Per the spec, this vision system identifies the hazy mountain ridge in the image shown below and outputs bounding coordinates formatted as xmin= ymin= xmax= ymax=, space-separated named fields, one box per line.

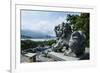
xmin=21 ymin=30 xmax=55 ymax=39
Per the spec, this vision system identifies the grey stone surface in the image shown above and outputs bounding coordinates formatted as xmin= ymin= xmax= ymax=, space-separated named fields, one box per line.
xmin=53 ymin=23 xmax=72 ymax=52
xmin=67 ymin=31 xmax=86 ymax=57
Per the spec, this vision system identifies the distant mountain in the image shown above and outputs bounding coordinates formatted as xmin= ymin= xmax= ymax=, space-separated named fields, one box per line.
xmin=21 ymin=30 xmax=55 ymax=39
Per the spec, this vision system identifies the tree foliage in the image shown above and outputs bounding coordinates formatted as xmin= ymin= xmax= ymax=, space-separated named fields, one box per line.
xmin=21 ymin=40 xmax=56 ymax=50
xmin=66 ymin=13 xmax=90 ymax=47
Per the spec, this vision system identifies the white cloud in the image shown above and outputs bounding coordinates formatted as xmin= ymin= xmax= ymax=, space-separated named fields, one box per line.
xmin=21 ymin=10 xmax=80 ymax=36
xmin=22 ymin=15 xmax=66 ymax=36
xmin=37 ymin=16 xmax=66 ymax=36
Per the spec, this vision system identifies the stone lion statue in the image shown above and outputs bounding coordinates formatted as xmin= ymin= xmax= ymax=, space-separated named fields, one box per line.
xmin=64 ymin=31 xmax=86 ymax=57
xmin=53 ymin=22 xmax=72 ymax=52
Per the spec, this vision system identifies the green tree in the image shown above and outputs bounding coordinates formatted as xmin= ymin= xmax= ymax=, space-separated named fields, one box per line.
xmin=21 ymin=40 xmax=37 ymax=50
xmin=66 ymin=13 xmax=90 ymax=47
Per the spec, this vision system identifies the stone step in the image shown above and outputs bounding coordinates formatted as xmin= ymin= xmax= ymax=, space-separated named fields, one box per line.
xmin=47 ymin=52 xmax=79 ymax=61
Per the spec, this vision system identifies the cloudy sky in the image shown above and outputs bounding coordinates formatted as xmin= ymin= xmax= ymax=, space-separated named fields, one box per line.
xmin=21 ymin=10 xmax=80 ymax=36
